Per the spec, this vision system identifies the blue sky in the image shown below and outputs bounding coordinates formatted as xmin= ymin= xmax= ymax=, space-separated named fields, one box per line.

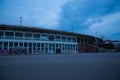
xmin=0 ymin=0 xmax=120 ymax=40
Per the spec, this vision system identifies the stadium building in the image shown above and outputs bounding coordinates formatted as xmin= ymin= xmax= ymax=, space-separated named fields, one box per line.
xmin=0 ymin=24 xmax=103 ymax=54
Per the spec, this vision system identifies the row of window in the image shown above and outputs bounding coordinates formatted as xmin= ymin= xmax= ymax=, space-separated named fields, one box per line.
xmin=0 ymin=31 xmax=77 ymax=42
xmin=0 ymin=42 xmax=78 ymax=54
xmin=0 ymin=42 xmax=77 ymax=49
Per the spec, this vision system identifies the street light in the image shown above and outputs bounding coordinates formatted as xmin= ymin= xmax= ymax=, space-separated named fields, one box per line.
xmin=20 ymin=17 xmax=22 ymax=26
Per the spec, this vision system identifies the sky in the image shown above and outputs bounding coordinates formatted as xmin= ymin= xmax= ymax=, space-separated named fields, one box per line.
xmin=0 ymin=0 xmax=120 ymax=40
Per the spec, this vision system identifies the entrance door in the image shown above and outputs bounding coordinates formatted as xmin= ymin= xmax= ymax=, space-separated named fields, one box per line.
xmin=56 ymin=48 xmax=61 ymax=54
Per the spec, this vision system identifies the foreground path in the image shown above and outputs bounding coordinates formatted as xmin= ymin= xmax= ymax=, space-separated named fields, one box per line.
xmin=0 ymin=53 xmax=120 ymax=80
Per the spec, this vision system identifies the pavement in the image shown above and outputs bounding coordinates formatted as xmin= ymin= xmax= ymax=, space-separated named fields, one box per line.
xmin=0 ymin=53 xmax=120 ymax=80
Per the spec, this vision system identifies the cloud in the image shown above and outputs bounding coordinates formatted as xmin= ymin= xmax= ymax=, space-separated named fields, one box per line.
xmin=58 ymin=0 xmax=120 ymax=40
xmin=0 ymin=0 xmax=69 ymax=29
xmin=0 ymin=0 xmax=120 ymax=40
xmin=88 ymin=11 xmax=120 ymax=40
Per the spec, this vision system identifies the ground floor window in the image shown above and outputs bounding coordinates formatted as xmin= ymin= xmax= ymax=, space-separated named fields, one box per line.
xmin=0 ymin=41 xmax=78 ymax=54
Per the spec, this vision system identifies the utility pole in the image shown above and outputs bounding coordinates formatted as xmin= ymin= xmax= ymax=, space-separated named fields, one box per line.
xmin=20 ymin=17 xmax=22 ymax=26
xmin=100 ymin=34 xmax=105 ymax=42
xmin=72 ymin=25 xmax=73 ymax=33
xmin=95 ymin=32 xmax=98 ymax=45
xmin=95 ymin=32 xmax=99 ymax=52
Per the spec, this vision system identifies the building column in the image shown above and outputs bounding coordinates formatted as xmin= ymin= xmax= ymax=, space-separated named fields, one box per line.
xmin=27 ymin=42 xmax=29 ymax=54
xmin=43 ymin=43 xmax=45 ymax=53
xmin=61 ymin=44 xmax=64 ymax=53
xmin=76 ymin=44 xmax=78 ymax=53
xmin=67 ymin=44 xmax=68 ymax=53
xmin=32 ymin=43 xmax=33 ymax=54
xmin=13 ymin=42 xmax=15 ymax=48
xmin=3 ymin=31 xmax=5 ymax=39
xmin=1 ymin=41 xmax=3 ymax=50
xmin=14 ymin=32 xmax=15 ymax=39
xmin=61 ymin=44 xmax=62 ymax=53
xmin=71 ymin=44 xmax=73 ymax=53
xmin=23 ymin=32 xmax=25 ymax=40
xmin=26 ymin=42 xmax=29 ymax=54
xmin=39 ymin=43 xmax=41 ymax=52
xmin=87 ymin=39 xmax=89 ymax=44
xmin=39 ymin=34 xmax=41 ymax=40
xmin=55 ymin=43 xmax=56 ymax=53
xmin=79 ymin=39 xmax=81 ymax=45
xmin=18 ymin=42 xmax=20 ymax=47
xmin=82 ymin=39 xmax=84 ymax=44
xmin=32 ymin=33 xmax=33 ymax=40
xmin=63 ymin=44 xmax=65 ymax=53
xmin=36 ymin=42 xmax=37 ymax=51
xmin=60 ymin=35 xmax=62 ymax=42
xmin=48 ymin=43 xmax=49 ymax=53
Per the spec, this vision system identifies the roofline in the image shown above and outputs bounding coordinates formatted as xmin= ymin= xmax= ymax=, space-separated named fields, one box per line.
xmin=0 ymin=24 xmax=97 ymax=39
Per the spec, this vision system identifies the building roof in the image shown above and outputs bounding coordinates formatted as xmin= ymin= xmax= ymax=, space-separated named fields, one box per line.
xmin=0 ymin=24 xmax=96 ymax=39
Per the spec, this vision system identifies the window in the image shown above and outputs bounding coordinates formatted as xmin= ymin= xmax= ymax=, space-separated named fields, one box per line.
xmin=56 ymin=44 xmax=58 ymax=48
xmin=80 ymin=39 xmax=83 ymax=42
xmin=9 ymin=42 xmax=13 ymax=47
xmin=67 ymin=37 xmax=71 ymax=42
xmin=45 ymin=43 xmax=48 ymax=53
xmin=62 ymin=44 xmax=64 ymax=50
xmin=37 ymin=43 xmax=40 ymax=47
xmin=49 ymin=43 xmax=52 ymax=50
xmin=55 ymin=36 xmax=60 ymax=41
xmin=41 ymin=43 xmax=44 ymax=47
xmin=15 ymin=32 xmax=23 ymax=39
xmin=72 ymin=37 xmax=76 ymax=42
xmin=0 ymin=42 xmax=3 ymax=47
xmin=29 ymin=43 xmax=32 ymax=48
xmin=15 ymin=42 xmax=18 ymax=47
xmin=0 ymin=31 xmax=4 ymax=38
xmin=33 ymin=34 xmax=40 ymax=40
xmin=24 ymin=43 xmax=27 ymax=47
xmin=62 ymin=36 xmax=66 ymax=42
xmin=4 ymin=42 xmax=8 ymax=50
xmin=48 ymin=35 xmax=54 ymax=41
xmin=25 ymin=33 xmax=32 ymax=39
xmin=25 ymin=33 xmax=32 ymax=37
xmin=19 ymin=43 xmax=23 ymax=47
xmin=65 ymin=44 xmax=67 ymax=49
xmin=85 ymin=39 xmax=87 ymax=44
xmin=45 ymin=43 xmax=48 ymax=48
xmin=5 ymin=32 xmax=14 ymax=39
xmin=68 ymin=44 xmax=70 ymax=50
xmin=41 ymin=34 xmax=48 ymax=41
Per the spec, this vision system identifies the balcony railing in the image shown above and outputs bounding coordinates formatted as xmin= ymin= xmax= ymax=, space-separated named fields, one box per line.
xmin=1 ymin=35 xmax=77 ymax=43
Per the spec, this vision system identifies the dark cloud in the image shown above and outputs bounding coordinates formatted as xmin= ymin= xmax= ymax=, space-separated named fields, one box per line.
xmin=0 ymin=0 xmax=69 ymax=28
xmin=58 ymin=0 xmax=120 ymax=33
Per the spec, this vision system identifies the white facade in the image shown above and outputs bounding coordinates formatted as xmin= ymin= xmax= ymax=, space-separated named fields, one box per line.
xmin=0 ymin=30 xmax=78 ymax=54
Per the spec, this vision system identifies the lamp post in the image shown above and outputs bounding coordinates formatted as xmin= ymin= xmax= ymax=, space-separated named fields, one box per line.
xmin=71 ymin=25 xmax=73 ymax=33
xmin=20 ymin=17 xmax=22 ymax=26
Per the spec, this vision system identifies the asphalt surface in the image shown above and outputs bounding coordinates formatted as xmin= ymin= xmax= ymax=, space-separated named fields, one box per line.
xmin=0 ymin=53 xmax=120 ymax=80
